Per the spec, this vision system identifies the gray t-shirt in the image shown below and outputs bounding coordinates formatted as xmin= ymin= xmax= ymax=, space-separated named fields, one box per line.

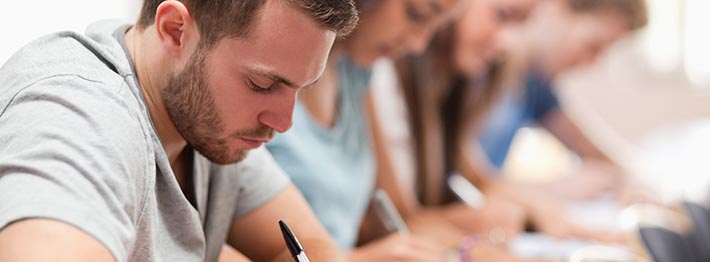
xmin=0 ymin=20 xmax=290 ymax=262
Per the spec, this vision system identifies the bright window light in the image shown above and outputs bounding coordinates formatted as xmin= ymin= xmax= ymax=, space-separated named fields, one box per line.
xmin=643 ymin=0 xmax=682 ymax=73
xmin=684 ymin=0 xmax=710 ymax=87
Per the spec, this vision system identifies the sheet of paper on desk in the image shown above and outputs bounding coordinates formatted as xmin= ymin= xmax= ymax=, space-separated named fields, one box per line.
xmin=566 ymin=193 xmax=623 ymax=230
xmin=510 ymin=233 xmax=592 ymax=259
xmin=510 ymin=234 xmax=635 ymax=260
xmin=510 ymin=195 xmax=625 ymax=259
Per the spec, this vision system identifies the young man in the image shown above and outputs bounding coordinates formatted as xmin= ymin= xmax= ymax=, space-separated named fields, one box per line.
xmin=0 ymin=0 xmax=357 ymax=261
xmin=478 ymin=0 xmax=649 ymax=201
xmin=473 ymin=0 xmax=651 ymax=238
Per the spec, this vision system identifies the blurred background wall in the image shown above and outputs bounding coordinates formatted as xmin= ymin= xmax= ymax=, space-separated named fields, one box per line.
xmin=505 ymin=0 xmax=710 ymax=202
xmin=0 ymin=0 xmax=142 ymax=64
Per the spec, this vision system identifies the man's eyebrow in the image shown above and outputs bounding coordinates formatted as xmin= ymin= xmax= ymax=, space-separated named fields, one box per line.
xmin=247 ymin=68 xmax=321 ymax=90
xmin=247 ymin=68 xmax=298 ymax=89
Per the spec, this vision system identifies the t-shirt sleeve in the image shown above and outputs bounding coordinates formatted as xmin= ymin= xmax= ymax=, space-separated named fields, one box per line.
xmin=232 ymin=146 xmax=291 ymax=218
xmin=0 ymin=76 xmax=147 ymax=261
xmin=524 ymin=72 xmax=561 ymax=121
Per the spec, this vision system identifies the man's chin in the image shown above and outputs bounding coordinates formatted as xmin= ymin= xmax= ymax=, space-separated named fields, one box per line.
xmin=203 ymin=149 xmax=250 ymax=165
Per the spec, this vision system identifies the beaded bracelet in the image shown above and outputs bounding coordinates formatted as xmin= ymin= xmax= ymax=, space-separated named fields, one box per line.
xmin=458 ymin=234 xmax=484 ymax=262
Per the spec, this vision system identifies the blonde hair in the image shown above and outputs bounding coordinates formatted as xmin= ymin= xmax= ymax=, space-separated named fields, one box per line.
xmin=567 ymin=0 xmax=648 ymax=30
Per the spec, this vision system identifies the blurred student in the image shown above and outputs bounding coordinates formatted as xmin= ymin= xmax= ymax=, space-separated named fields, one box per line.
xmin=464 ymin=0 xmax=650 ymax=239
xmin=369 ymin=0 xmax=536 ymax=251
xmin=478 ymin=0 xmax=650 ymax=203
xmin=0 ymin=0 xmax=358 ymax=261
xmin=267 ymin=0 xmax=518 ymax=261
xmin=373 ymin=0 xmax=648 ymax=242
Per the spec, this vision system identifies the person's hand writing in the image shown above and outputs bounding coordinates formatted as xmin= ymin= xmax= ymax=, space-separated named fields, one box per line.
xmin=348 ymin=233 xmax=448 ymax=262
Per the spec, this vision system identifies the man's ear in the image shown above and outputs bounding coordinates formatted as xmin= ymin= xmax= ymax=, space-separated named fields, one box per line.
xmin=154 ymin=1 xmax=199 ymax=60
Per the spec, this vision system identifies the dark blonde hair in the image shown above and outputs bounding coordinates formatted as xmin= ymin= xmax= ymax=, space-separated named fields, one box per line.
xmin=396 ymin=22 xmax=511 ymax=205
xmin=568 ymin=0 xmax=648 ymax=30
xmin=137 ymin=0 xmax=359 ymax=48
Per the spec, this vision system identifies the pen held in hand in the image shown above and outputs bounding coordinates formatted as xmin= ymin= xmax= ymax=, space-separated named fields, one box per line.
xmin=447 ymin=173 xmax=486 ymax=209
xmin=279 ymin=220 xmax=310 ymax=262
xmin=372 ymin=189 xmax=410 ymax=235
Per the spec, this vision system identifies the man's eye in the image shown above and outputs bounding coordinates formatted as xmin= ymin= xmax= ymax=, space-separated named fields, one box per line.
xmin=247 ymin=80 xmax=273 ymax=94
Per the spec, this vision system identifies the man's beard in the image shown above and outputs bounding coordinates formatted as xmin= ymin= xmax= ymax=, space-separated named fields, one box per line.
xmin=162 ymin=48 xmax=273 ymax=164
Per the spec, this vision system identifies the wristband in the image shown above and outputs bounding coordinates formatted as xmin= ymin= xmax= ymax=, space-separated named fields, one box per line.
xmin=458 ymin=234 xmax=483 ymax=262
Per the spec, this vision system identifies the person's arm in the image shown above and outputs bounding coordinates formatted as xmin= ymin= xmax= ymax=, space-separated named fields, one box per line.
xmin=363 ymin=75 xmax=472 ymax=261
xmin=360 ymin=64 xmax=439 ymax=242
xmin=540 ymin=109 xmax=612 ymax=162
xmin=365 ymin=92 xmax=466 ymax=248
xmin=405 ymin=206 xmax=480 ymax=246
xmin=218 ymin=245 xmax=252 ymax=262
xmin=0 ymin=219 xmax=113 ymax=262
xmin=540 ymin=109 xmax=658 ymax=203
xmin=456 ymin=136 xmax=620 ymax=241
xmin=356 ymin=94 xmax=416 ymax=245
xmin=457 ymin=139 xmax=503 ymax=192
xmin=227 ymin=184 xmax=344 ymax=262
xmin=0 ymin=78 xmax=156 ymax=261
xmin=364 ymin=93 xmax=419 ymax=217
xmin=365 ymin=87 xmax=518 ymax=262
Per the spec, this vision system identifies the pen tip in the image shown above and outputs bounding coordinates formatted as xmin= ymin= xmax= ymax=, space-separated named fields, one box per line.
xmin=279 ymin=220 xmax=304 ymax=256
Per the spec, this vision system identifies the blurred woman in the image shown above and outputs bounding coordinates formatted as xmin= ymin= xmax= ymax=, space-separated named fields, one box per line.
xmin=264 ymin=0 xmax=518 ymax=261
xmin=368 ymin=0 xmax=535 ymax=248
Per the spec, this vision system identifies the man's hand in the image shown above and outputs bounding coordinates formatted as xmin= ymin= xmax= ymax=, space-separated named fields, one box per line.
xmin=0 ymin=219 xmax=113 ymax=262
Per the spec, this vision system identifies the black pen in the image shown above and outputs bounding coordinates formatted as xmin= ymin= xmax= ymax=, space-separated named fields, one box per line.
xmin=279 ymin=220 xmax=310 ymax=262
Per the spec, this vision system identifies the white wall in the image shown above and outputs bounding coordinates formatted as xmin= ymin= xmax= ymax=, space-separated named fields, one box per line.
xmin=0 ymin=0 xmax=142 ymax=64
xmin=506 ymin=0 xmax=710 ymax=200
xmin=643 ymin=0 xmax=710 ymax=87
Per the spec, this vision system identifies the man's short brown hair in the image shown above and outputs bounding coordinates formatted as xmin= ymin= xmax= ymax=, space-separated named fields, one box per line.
xmin=567 ymin=0 xmax=648 ymax=30
xmin=136 ymin=0 xmax=359 ymax=47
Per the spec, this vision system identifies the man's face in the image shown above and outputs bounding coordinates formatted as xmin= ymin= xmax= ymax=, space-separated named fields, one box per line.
xmin=164 ymin=1 xmax=335 ymax=164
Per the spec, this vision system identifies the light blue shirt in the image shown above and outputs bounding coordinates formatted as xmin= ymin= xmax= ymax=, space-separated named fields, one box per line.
xmin=266 ymin=56 xmax=374 ymax=249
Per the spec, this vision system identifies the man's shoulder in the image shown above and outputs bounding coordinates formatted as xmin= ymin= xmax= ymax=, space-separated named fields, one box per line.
xmin=0 ymin=21 xmax=146 ymax=134
xmin=0 ymin=29 xmax=154 ymax=174
xmin=1 ymin=29 xmax=127 ymax=90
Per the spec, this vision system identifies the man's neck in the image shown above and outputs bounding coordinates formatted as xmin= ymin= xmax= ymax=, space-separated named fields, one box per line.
xmin=125 ymin=27 xmax=188 ymax=166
